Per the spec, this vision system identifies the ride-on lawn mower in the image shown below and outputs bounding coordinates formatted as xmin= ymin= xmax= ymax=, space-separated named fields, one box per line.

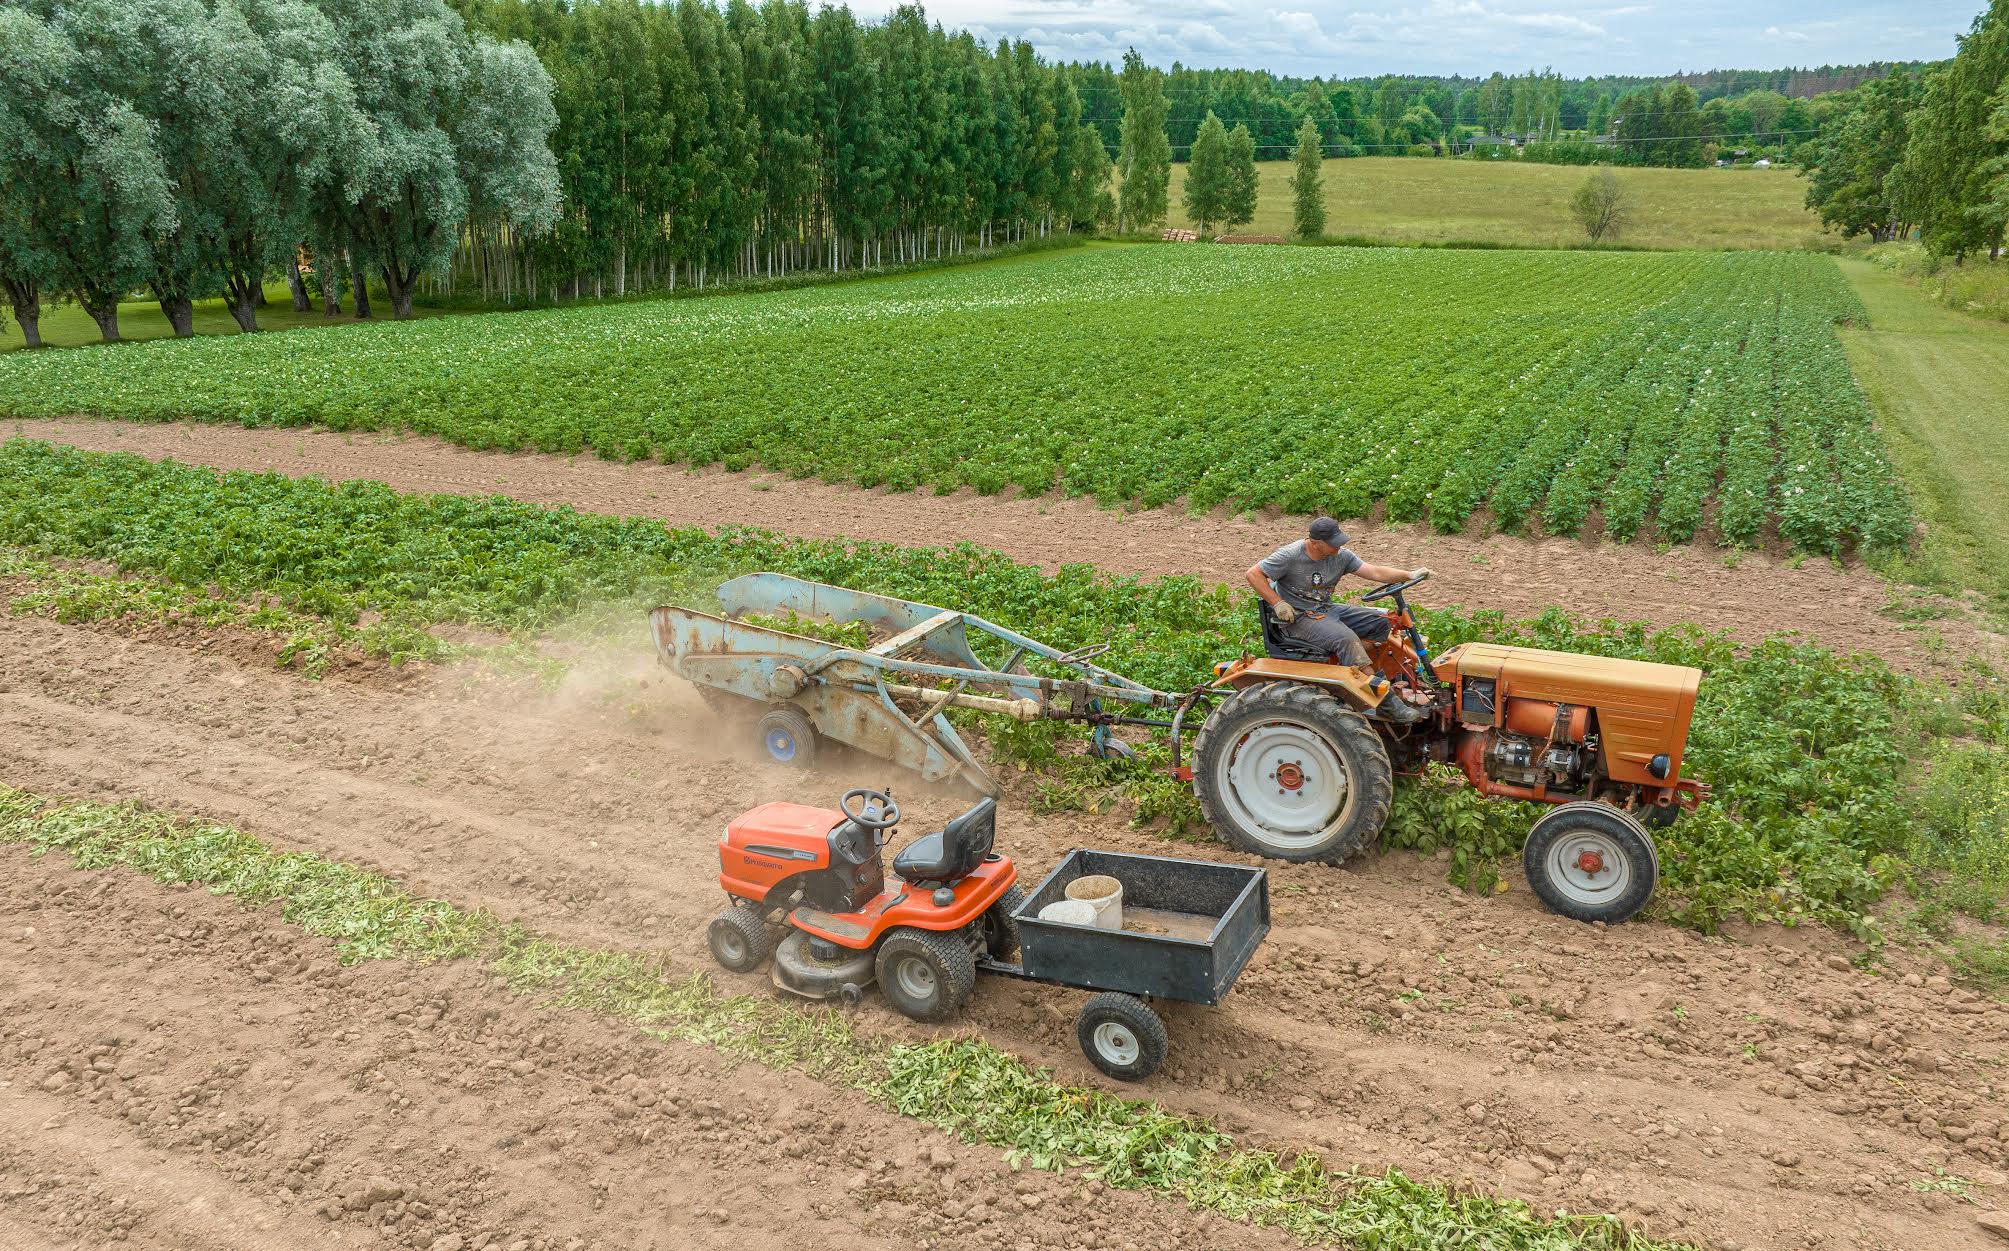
xmin=658 ymin=571 xmax=1711 ymax=926
xmin=707 ymin=786 xmax=1272 ymax=1080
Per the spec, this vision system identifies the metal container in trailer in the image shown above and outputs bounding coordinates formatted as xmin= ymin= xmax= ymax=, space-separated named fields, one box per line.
xmin=1011 ymin=850 xmax=1270 ymax=1006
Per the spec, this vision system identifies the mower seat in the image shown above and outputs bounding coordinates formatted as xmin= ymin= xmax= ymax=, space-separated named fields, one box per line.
xmin=1258 ymin=600 xmax=1336 ymax=663
xmin=892 ymin=798 xmax=997 ymax=885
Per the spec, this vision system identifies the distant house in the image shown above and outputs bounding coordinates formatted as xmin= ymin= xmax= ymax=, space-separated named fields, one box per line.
xmin=1754 ymin=158 xmax=1772 ymax=168
xmin=1731 ymin=148 xmax=1751 ymax=159
xmin=1463 ymin=133 xmax=1513 ymax=152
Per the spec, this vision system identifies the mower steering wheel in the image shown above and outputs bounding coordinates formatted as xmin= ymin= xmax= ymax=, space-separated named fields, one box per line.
xmin=1056 ymin=642 xmax=1111 ymax=666
xmin=840 ymin=787 xmax=901 ymax=831
xmin=1362 ymin=570 xmax=1431 ymax=604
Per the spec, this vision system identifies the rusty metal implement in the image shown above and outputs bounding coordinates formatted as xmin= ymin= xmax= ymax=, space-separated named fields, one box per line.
xmin=650 ymin=574 xmax=1199 ymax=794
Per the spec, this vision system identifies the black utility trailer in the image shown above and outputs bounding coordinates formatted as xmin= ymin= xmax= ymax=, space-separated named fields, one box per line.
xmin=981 ymin=850 xmax=1270 ymax=1080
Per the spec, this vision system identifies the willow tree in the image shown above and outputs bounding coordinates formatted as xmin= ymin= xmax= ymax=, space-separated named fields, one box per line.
xmin=1901 ymin=0 xmax=2009 ymax=259
xmin=315 ymin=0 xmax=560 ymax=318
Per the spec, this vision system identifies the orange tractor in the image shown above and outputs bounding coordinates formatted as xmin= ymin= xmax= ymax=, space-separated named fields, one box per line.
xmin=657 ymin=572 xmax=1710 ymax=925
xmin=1189 ymin=573 xmax=1708 ymax=922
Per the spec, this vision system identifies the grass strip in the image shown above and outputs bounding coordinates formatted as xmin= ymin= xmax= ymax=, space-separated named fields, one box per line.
xmin=0 ymin=784 xmax=1682 ymax=1250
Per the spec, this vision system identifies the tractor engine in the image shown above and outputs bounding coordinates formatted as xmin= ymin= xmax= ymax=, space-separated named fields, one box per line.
xmin=1461 ymin=694 xmax=1596 ymax=796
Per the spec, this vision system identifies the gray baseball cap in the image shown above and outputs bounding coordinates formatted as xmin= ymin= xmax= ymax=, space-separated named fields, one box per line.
xmin=1308 ymin=517 xmax=1351 ymax=546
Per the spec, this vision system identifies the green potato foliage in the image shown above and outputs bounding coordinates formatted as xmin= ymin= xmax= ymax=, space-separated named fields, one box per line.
xmin=0 ymin=245 xmax=1910 ymax=552
xmin=0 ymin=439 xmax=1984 ymax=934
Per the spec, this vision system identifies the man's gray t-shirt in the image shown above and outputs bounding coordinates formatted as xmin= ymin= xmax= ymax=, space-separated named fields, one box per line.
xmin=1258 ymin=541 xmax=1362 ymax=613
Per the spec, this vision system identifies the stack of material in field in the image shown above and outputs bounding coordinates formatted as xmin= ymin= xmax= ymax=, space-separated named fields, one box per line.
xmin=1160 ymin=228 xmax=1200 ymax=242
xmin=1214 ymin=235 xmax=1286 ymax=245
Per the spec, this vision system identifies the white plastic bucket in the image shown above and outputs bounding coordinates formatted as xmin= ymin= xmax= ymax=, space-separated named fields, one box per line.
xmin=1037 ymin=899 xmax=1099 ymax=926
xmin=1064 ymin=875 xmax=1124 ymax=931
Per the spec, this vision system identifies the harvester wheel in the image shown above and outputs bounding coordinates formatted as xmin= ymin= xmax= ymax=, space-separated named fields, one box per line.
xmin=875 ymin=927 xmax=977 ymax=1023
xmin=980 ymin=884 xmax=1026 ymax=960
xmin=1522 ymin=801 xmax=1658 ymax=924
xmin=1075 ymin=993 xmax=1168 ymax=1081
xmin=755 ymin=706 xmax=818 ymax=768
xmin=707 ymin=905 xmax=775 ymax=973
xmin=1191 ymin=681 xmax=1393 ymax=865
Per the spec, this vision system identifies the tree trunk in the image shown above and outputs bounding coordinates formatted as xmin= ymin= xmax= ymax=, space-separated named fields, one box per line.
xmin=616 ymin=239 xmax=626 ymax=296
xmin=379 ymin=263 xmax=412 ymax=320
xmin=158 ymin=293 xmax=195 ymax=337
xmin=79 ymin=291 xmax=121 ymax=343
xmin=353 ymin=262 xmax=374 ymax=319
xmin=227 ymin=288 xmax=259 ymax=333
xmin=287 ymin=253 xmax=310 ymax=312
xmin=4 ymin=277 xmax=43 ymax=348
xmin=322 ymin=265 xmax=342 ymax=316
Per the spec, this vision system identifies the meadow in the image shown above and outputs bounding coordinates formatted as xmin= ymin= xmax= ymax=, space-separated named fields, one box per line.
xmin=1166 ymin=157 xmax=1830 ymax=251
xmin=0 ymin=244 xmax=1909 ymax=553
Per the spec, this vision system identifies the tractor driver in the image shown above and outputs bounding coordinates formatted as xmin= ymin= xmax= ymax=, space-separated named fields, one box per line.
xmin=1246 ymin=517 xmax=1430 ymax=722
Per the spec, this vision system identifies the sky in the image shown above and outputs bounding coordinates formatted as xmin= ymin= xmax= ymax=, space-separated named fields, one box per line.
xmin=842 ymin=1 xmax=1985 ymax=79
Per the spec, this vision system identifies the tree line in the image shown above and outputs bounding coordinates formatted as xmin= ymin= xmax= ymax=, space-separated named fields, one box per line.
xmin=1804 ymin=0 xmax=2007 ymax=257
xmin=0 ymin=0 xmax=562 ymax=346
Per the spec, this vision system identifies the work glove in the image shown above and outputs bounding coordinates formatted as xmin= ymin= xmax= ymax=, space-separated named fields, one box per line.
xmin=1272 ymin=601 xmax=1298 ymax=624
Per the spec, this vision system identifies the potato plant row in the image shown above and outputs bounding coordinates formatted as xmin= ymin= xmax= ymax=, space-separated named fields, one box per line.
xmin=1 ymin=245 xmax=1910 ymax=552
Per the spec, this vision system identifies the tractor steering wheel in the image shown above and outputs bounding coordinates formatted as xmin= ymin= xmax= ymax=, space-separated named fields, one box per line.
xmin=1362 ymin=570 xmax=1431 ymax=604
xmin=840 ymin=787 xmax=902 ymax=831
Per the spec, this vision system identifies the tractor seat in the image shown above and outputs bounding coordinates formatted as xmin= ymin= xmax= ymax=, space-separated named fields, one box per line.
xmin=892 ymin=798 xmax=997 ymax=885
xmin=1258 ymin=599 xmax=1336 ymax=663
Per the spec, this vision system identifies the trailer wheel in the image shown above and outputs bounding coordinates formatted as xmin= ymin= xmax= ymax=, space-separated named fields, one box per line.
xmin=755 ymin=707 xmax=818 ymax=768
xmin=1076 ymin=993 xmax=1168 ymax=1081
xmin=875 ymin=928 xmax=977 ymax=1023
xmin=1192 ymin=681 xmax=1393 ymax=864
xmin=980 ymin=884 xmax=1026 ymax=960
xmin=707 ymin=905 xmax=774 ymax=973
xmin=1523 ymin=802 xmax=1658 ymax=924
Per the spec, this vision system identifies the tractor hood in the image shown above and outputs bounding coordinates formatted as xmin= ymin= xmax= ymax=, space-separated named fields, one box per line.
xmin=1436 ymin=642 xmax=1703 ymax=786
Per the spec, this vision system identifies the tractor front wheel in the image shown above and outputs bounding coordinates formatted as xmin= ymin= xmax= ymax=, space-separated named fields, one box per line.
xmin=1191 ymin=681 xmax=1393 ymax=865
xmin=1522 ymin=802 xmax=1658 ymax=924
xmin=874 ymin=928 xmax=977 ymax=1023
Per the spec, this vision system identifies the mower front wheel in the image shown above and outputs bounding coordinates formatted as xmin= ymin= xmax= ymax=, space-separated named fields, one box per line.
xmin=1523 ymin=802 xmax=1658 ymax=924
xmin=707 ymin=905 xmax=774 ymax=973
xmin=874 ymin=927 xmax=977 ymax=1023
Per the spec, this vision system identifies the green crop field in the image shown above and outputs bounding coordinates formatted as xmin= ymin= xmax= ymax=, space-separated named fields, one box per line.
xmin=1166 ymin=157 xmax=1828 ymax=251
xmin=0 ymin=243 xmax=1909 ymax=553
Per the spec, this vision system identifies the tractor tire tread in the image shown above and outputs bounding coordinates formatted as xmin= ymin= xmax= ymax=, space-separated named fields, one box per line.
xmin=1191 ymin=680 xmax=1393 ymax=865
xmin=1076 ymin=992 xmax=1169 ymax=1081
xmin=707 ymin=904 xmax=774 ymax=973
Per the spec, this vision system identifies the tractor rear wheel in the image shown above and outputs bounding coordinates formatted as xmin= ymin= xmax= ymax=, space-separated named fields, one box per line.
xmin=1522 ymin=801 xmax=1658 ymax=924
xmin=1191 ymin=681 xmax=1393 ymax=865
xmin=980 ymin=884 xmax=1026 ymax=960
xmin=875 ymin=927 xmax=977 ymax=1023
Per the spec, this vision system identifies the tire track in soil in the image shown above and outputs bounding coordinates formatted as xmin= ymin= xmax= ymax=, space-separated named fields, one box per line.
xmin=4 ymin=613 xmax=2009 ymax=1250
xmin=5 ymin=416 xmax=1987 ymax=671
xmin=0 ymin=846 xmax=1273 ymax=1251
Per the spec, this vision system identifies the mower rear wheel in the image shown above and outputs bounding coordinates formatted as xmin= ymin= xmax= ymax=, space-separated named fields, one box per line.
xmin=707 ymin=905 xmax=774 ymax=973
xmin=1522 ymin=801 xmax=1658 ymax=924
xmin=1191 ymin=681 xmax=1393 ymax=864
xmin=1075 ymin=993 xmax=1168 ymax=1081
xmin=981 ymin=884 xmax=1026 ymax=960
xmin=874 ymin=927 xmax=977 ymax=1023
xmin=755 ymin=706 xmax=818 ymax=768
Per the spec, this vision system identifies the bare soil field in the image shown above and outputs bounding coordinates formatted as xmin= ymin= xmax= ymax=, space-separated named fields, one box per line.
xmin=5 ymin=611 xmax=2009 ymax=1250
xmin=8 ymin=417 xmax=1990 ymax=670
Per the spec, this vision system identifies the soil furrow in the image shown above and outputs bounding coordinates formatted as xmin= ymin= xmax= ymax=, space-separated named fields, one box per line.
xmin=5 ymin=415 xmax=1982 ymax=667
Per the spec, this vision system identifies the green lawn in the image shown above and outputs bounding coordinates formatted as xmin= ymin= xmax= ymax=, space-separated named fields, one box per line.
xmin=1840 ymin=256 xmax=2009 ymax=619
xmin=1 ymin=282 xmax=442 ymax=352
xmin=1166 ymin=157 xmax=1828 ymax=251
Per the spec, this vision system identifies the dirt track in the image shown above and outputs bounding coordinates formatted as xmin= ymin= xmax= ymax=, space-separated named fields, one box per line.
xmin=7 ymin=416 xmax=1990 ymax=669
xmin=4 ymin=612 xmax=2009 ymax=1250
